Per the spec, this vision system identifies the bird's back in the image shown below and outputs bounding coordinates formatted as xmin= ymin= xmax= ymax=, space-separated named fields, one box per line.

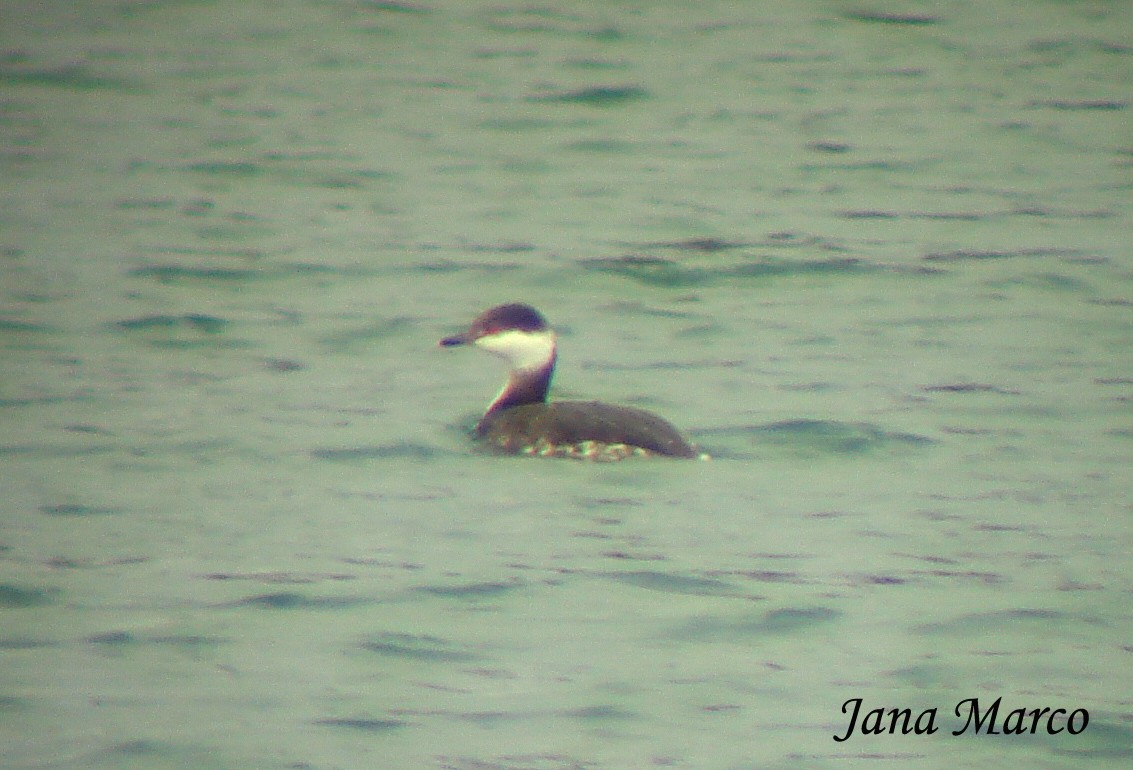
xmin=477 ymin=400 xmax=699 ymax=459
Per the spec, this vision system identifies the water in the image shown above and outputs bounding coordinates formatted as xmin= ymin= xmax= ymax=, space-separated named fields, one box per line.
xmin=2 ymin=1 xmax=1131 ymax=768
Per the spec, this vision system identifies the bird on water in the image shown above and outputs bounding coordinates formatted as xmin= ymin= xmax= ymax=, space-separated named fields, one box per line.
xmin=440 ymin=303 xmax=701 ymax=460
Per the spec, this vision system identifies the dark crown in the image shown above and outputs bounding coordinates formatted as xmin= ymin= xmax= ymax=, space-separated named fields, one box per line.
xmin=471 ymin=303 xmax=548 ymax=336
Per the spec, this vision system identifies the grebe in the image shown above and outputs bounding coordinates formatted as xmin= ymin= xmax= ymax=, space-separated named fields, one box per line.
xmin=440 ymin=303 xmax=700 ymax=460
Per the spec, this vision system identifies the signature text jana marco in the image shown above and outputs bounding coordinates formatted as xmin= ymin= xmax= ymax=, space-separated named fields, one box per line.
xmin=833 ymin=697 xmax=1088 ymax=742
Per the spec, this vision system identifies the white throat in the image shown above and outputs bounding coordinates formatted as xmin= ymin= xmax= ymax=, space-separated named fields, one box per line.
xmin=475 ymin=329 xmax=557 ymax=372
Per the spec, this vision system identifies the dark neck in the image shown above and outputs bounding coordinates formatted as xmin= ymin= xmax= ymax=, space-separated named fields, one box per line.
xmin=485 ymin=355 xmax=556 ymax=417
